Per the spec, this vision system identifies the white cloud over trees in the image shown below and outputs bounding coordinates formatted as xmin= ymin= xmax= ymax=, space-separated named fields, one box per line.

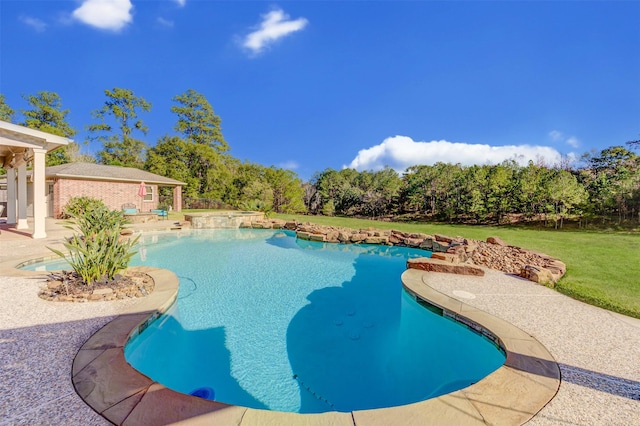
xmin=346 ymin=136 xmax=567 ymax=172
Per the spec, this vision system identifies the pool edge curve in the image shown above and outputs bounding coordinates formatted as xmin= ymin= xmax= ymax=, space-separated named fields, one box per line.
xmin=69 ymin=264 xmax=560 ymax=425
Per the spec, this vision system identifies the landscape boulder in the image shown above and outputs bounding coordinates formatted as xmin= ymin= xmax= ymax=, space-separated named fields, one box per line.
xmin=407 ymin=258 xmax=485 ymax=276
xmin=520 ymin=265 xmax=556 ymax=286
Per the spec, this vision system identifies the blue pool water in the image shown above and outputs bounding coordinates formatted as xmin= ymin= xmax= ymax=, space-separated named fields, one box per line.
xmin=27 ymin=229 xmax=505 ymax=413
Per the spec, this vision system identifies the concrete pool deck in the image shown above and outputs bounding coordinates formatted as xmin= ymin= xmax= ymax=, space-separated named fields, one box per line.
xmin=0 ymin=219 xmax=639 ymax=425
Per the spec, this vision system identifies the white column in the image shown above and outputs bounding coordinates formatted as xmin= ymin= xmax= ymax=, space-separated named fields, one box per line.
xmin=17 ymin=162 xmax=28 ymax=229
xmin=6 ymin=167 xmax=16 ymax=224
xmin=32 ymin=148 xmax=47 ymax=239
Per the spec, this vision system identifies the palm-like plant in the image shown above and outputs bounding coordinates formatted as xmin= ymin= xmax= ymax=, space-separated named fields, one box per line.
xmin=49 ymin=200 xmax=138 ymax=285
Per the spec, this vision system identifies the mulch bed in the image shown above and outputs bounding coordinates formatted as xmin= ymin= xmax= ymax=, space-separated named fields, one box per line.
xmin=39 ymin=270 xmax=155 ymax=302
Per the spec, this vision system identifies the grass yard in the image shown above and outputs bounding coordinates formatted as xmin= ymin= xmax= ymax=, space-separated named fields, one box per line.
xmin=273 ymin=213 xmax=640 ymax=319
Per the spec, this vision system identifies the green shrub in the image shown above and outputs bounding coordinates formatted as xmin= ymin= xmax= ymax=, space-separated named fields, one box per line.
xmin=50 ymin=204 xmax=138 ymax=285
xmin=62 ymin=196 xmax=106 ymax=219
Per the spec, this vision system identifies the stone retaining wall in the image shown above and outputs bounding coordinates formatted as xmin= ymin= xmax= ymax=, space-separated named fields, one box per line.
xmin=241 ymin=218 xmax=566 ymax=285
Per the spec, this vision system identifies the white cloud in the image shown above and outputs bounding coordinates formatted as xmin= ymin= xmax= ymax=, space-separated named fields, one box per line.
xmin=549 ymin=130 xmax=580 ymax=148
xmin=243 ymin=9 xmax=308 ymax=55
xmin=174 ymin=0 xmax=186 ymax=6
xmin=20 ymin=16 xmax=47 ymax=32
xmin=565 ymin=136 xmax=580 ymax=148
xmin=278 ymin=160 xmax=299 ymax=170
xmin=157 ymin=17 xmax=174 ymax=28
xmin=346 ymin=136 xmax=565 ymax=172
xmin=72 ymin=0 xmax=133 ymax=31
xmin=549 ymin=130 xmax=564 ymax=142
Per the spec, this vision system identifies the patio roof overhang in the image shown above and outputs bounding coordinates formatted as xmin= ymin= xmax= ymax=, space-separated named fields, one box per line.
xmin=0 ymin=120 xmax=72 ymax=239
xmin=0 ymin=121 xmax=71 ymax=168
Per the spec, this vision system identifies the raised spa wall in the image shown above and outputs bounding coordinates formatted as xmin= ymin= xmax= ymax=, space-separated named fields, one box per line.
xmin=184 ymin=211 xmax=265 ymax=229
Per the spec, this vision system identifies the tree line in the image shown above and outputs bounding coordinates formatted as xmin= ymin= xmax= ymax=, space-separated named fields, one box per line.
xmin=1 ymin=90 xmax=638 ymax=226
xmin=308 ymin=148 xmax=640 ymax=227
xmin=0 ymin=89 xmax=305 ymax=214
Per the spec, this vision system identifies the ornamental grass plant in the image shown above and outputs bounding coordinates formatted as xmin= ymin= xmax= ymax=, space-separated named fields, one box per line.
xmin=49 ymin=199 xmax=139 ymax=285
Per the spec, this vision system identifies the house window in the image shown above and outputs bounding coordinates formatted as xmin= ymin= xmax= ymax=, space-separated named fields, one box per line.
xmin=143 ymin=185 xmax=153 ymax=202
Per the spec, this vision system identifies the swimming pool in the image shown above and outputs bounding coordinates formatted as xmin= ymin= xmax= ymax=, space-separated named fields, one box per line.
xmin=27 ymin=229 xmax=505 ymax=413
xmin=122 ymin=229 xmax=505 ymax=413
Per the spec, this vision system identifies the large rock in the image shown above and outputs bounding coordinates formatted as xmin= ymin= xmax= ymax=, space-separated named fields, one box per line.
xmin=431 ymin=240 xmax=450 ymax=253
xmin=365 ymin=236 xmax=389 ymax=245
xmin=487 ymin=236 xmax=507 ymax=246
xmin=350 ymin=233 xmax=368 ymax=243
xmin=433 ymin=234 xmax=454 ymax=243
xmin=284 ymin=221 xmax=298 ymax=230
xmin=404 ymin=237 xmax=424 ymax=248
xmin=325 ymin=230 xmax=340 ymax=243
xmin=520 ymin=265 xmax=556 ymax=286
xmin=419 ymin=237 xmax=434 ymax=250
xmin=407 ymin=258 xmax=485 ymax=276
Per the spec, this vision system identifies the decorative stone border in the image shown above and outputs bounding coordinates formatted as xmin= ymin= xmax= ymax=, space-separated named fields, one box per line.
xmin=241 ymin=219 xmax=566 ymax=286
xmin=69 ymin=240 xmax=560 ymax=425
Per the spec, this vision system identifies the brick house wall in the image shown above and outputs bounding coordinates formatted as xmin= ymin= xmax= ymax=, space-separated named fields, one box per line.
xmin=53 ymin=178 xmax=159 ymax=218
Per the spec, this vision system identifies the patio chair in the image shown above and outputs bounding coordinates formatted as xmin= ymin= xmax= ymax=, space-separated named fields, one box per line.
xmin=121 ymin=203 xmax=138 ymax=215
xmin=150 ymin=208 xmax=168 ymax=220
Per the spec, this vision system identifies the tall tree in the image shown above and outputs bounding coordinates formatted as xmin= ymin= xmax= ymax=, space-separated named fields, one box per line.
xmin=90 ymin=88 xmax=151 ymax=168
xmin=172 ymin=89 xmax=228 ymax=152
xmin=146 ymin=89 xmax=232 ymax=197
xmin=0 ymin=94 xmax=15 ymax=122
xmin=20 ymin=91 xmax=85 ymax=166
xmin=21 ymin=91 xmax=76 ymax=137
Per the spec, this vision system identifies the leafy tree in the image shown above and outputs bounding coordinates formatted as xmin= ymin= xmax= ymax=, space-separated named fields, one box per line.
xmin=20 ymin=91 xmax=84 ymax=166
xmin=90 ymin=88 xmax=151 ymax=168
xmin=546 ymin=170 xmax=588 ymax=228
xmin=357 ymin=167 xmax=402 ymax=218
xmin=172 ymin=89 xmax=228 ymax=152
xmin=146 ymin=90 xmax=233 ymax=198
xmin=516 ymin=162 xmax=549 ymax=221
xmin=461 ymin=165 xmax=488 ymax=222
xmin=314 ymin=168 xmax=362 ymax=215
xmin=22 ymin=91 xmax=76 ymax=137
xmin=145 ymin=135 xmax=234 ymax=199
xmin=0 ymin=94 xmax=15 ymax=122
xmin=580 ymin=146 xmax=640 ymax=223
xmin=264 ymin=166 xmax=305 ymax=213
xmin=485 ymin=161 xmax=517 ymax=224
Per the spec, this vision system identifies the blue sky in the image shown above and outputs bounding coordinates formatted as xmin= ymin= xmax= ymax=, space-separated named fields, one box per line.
xmin=1 ymin=1 xmax=639 ymax=180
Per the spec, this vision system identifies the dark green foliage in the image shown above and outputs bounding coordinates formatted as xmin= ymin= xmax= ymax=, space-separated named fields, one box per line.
xmin=19 ymin=91 xmax=82 ymax=166
xmin=310 ymin=155 xmax=639 ymax=227
xmin=90 ymin=88 xmax=151 ymax=169
xmin=61 ymin=196 xmax=107 ymax=219
xmin=171 ymin=89 xmax=228 ymax=152
xmin=21 ymin=91 xmax=77 ymax=138
xmin=0 ymin=94 xmax=15 ymax=122
xmin=49 ymin=202 xmax=138 ymax=285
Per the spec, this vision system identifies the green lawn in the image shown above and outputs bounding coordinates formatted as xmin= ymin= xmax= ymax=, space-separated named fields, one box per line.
xmin=271 ymin=213 xmax=640 ymax=319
